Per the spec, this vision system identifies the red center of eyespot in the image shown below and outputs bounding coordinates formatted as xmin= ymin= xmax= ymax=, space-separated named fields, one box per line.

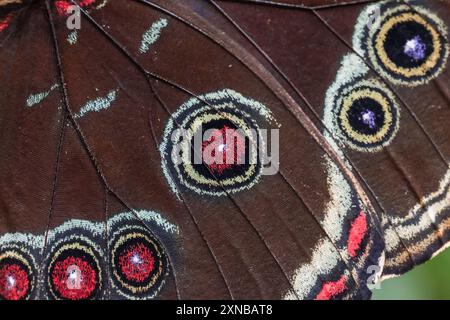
xmin=51 ymin=256 xmax=97 ymax=300
xmin=118 ymin=243 xmax=155 ymax=283
xmin=201 ymin=125 xmax=246 ymax=175
xmin=0 ymin=264 xmax=30 ymax=300
xmin=54 ymin=0 xmax=96 ymax=16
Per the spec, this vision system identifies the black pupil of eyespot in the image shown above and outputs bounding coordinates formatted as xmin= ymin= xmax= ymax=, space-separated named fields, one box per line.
xmin=383 ymin=20 xmax=434 ymax=68
xmin=347 ymin=98 xmax=385 ymax=135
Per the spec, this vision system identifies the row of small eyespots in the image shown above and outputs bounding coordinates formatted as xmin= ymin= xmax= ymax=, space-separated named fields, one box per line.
xmin=0 ymin=232 xmax=166 ymax=300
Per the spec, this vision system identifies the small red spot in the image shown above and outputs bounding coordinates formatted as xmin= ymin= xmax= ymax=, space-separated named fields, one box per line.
xmin=79 ymin=0 xmax=96 ymax=6
xmin=118 ymin=243 xmax=155 ymax=283
xmin=347 ymin=211 xmax=368 ymax=258
xmin=54 ymin=1 xmax=71 ymax=15
xmin=315 ymin=275 xmax=347 ymax=300
xmin=0 ymin=14 xmax=14 ymax=33
xmin=51 ymin=256 xmax=97 ymax=300
xmin=201 ymin=125 xmax=246 ymax=174
xmin=0 ymin=264 xmax=30 ymax=300
xmin=55 ymin=0 xmax=96 ymax=16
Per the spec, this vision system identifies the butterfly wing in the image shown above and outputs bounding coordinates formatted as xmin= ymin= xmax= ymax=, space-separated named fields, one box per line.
xmin=1 ymin=0 xmax=430 ymax=300
xmin=55 ymin=0 xmax=386 ymax=299
xmin=0 ymin=0 xmax=385 ymax=300
xmin=211 ymin=0 xmax=450 ymax=279
xmin=313 ymin=0 xmax=450 ymax=278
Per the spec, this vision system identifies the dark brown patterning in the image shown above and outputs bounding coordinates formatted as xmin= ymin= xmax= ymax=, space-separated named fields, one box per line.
xmin=0 ymin=0 xmax=448 ymax=300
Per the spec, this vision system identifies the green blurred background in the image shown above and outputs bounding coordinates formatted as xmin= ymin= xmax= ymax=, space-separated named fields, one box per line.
xmin=373 ymin=248 xmax=450 ymax=299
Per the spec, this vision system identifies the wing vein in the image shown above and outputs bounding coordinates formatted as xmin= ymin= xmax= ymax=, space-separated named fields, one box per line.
xmin=44 ymin=0 xmax=182 ymax=300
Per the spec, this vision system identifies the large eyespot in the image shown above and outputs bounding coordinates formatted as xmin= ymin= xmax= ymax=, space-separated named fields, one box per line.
xmin=160 ymin=89 xmax=277 ymax=197
xmin=109 ymin=225 xmax=167 ymax=299
xmin=0 ymin=247 xmax=36 ymax=300
xmin=365 ymin=4 xmax=448 ymax=86
xmin=46 ymin=237 xmax=103 ymax=300
xmin=334 ymin=79 xmax=400 ymax=152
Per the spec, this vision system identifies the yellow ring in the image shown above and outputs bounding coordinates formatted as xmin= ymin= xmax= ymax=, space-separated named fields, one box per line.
xmin=374 ymin=12 xmax=442 ymax=78
xmin=180 ymin=112 xmax=258 ymax=188
xmin=0 ymin=249 xmax=34 ymax=298
xmin=111 ymin=232 xmax=164 ymax=294
xmin=47 ymin=241 xmax=102 ymax=299
xmin=339 ymin=88 xmax=393 ymax=146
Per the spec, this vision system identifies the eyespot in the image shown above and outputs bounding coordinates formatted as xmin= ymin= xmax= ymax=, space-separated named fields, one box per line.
xmin=107 ymin=212 xmax=174 ymax=300
xmin=364 ymin=4 xmax=448 ymax=86
xmin=334 ymin=79 xmax=400 ymax=152
xmin=44 ymin=221 xmax=106 ymax=300
xmin=160 ymin=89 xmax=277 ymax=197
xmin=46 ymin=238 xmax=103 ymax=300
xmin=173 ymin=110 xmax=260 ymax=196
xmin=109 ymin=226 xmax=168 ymax=299
xmin=0 ymin=247 xmax=36 ymax=300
